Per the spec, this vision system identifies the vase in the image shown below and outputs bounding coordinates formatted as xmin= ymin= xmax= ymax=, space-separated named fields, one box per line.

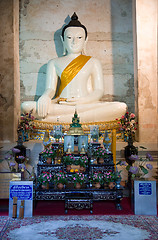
xmin=57 ymin=183 xmax=64 ymax=190
xmin=104 ymin=182 xmax=109 ymax=189
xmin=75 ymin=182 xmax=81 ymax=189
xmin=41 ymin=183 xmax=49 ymax=190
xmin=108 ymin=182 xmax=115 ymax=189
xmin=98 ymin=157 xmax=104 ymax=164
xmin=116 ymin=178 xmax=121 ymax=189
xmin=124 ymin=135 xmax=138 ymax=165
xmin=94 ymin=182 xmax=101 ymax=189
xmin=79 ymin=166 xmax=86 ymax=172
xmin=57 ymin=159 xmax=61 ymax=164
xmin=14 ymin=136 xmax=26 ymax=164
xmin=10 ymin=166 xmax=16 ymax=172
xmin=66 ymin=165 xmax=71 ymax=172
xmin=124 ymin=135 xmax=138 ymax=189
xmin=103 ymin=130 xmax=111 ymax=153
xmin=46 ymin=157 xmax=52 ymax=164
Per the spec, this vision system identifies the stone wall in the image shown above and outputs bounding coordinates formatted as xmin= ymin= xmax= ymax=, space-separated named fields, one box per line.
xmin=0 ymin=0 xmax=157 ymax=146
xmin=19 ymin=0 xmax=135 ymax=111
xmin=135 ymin=0 xmax=157 ymax=143
xmin=0 ymin=0 xmax=20 ymax=142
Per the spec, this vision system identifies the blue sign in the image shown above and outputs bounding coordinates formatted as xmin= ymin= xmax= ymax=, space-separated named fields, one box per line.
xmin=10 ymin=185 xmax=32 ymax=200
xmin=139 ymin=183 xmax=152 ymax=195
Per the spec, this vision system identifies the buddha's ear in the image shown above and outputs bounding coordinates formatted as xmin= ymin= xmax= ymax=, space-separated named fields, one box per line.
xmin=60 ymin=35 xmax=64 ymax=43
xmin=82 ymin=36 xmax=88 ymax=55
xmin=60 ymin=35 xmax=66 ymax=55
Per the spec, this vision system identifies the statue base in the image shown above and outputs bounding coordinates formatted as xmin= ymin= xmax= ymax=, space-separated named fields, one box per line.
xmin=68 ymin=127 xmax=84 ymax=135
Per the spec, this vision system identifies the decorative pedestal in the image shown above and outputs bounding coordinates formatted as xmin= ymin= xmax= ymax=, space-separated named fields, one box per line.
xmin=65 ymin=192 xmax=93 ymax=214
xmin=35 ymin=151 xmax=123 ymax=213
xmin=36 ymin=113 xmax=123 ymax=213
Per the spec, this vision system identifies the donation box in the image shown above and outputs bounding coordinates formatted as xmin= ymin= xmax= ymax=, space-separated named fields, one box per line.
xmin=9 ymin=181 xmax=33 ymax=218
xmin=134 ymin=180 xmax=157 ymax=215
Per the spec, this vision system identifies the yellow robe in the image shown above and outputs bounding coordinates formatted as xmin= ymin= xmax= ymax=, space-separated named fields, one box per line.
xmin=57 ymin=55 xmax=91 ymax=97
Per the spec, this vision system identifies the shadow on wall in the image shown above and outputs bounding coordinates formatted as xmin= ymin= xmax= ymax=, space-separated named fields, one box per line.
xmin=54 ymin=15 xmax=71 ymax=57
xmin=35 ymin=64 xmax=47 ymax=101
xmin=35 ymin=15 xmax=71 ymax=101
xmin=110 ymin=0 xmax=135 ymax=113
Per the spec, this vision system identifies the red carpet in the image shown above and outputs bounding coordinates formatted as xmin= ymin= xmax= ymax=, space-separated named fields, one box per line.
xmin=33 ymin=198 xmax=134 ymax=215
xmin=0 ymin=198 xmax=134 ymax=216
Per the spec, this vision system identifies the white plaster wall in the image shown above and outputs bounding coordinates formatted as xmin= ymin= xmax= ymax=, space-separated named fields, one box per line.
xmin=19 ymin=0 xmax=134 ymax=111
xmin=136 ymin=0 xmax=157 ymax=143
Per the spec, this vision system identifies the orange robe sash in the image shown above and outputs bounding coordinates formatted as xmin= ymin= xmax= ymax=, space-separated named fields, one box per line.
xmin=57 ymin=55 xmax=91 ymax=97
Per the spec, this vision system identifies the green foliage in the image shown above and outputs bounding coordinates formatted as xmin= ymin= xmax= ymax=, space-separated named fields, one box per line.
xmin=54 ymin=172 xmax=68 ymax=184
xmin=94 ymin=148 xmax=108 ymax=158
xmin=77 ymin=155 xmax=88 ymax=167
xmin=71 ymin=172 xmax=86 ymax=186
xmin=104 ymin=170 xmax=121 ymax=183
xmin=89 ymin=172 xmax=104 ymax=185
xmin=117 ymin=147 xmax=153 ymax=180
xmin=41 ymin=147 xmax=56 ymax=159
xmin=62 ymin=155 xmax=74 ymax=165
xmin=37 ymin=171 xmax=52 ymax=186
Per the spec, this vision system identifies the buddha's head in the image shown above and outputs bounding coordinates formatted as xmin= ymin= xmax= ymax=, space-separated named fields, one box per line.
xmin=61 ymin=13 xmax=88 ymax=55
xmin=62 ymin=12 xmax=87 ymax=40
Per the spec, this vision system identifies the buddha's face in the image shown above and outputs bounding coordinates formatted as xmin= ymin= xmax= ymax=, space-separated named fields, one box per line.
xmin=63 ymin=27 xmax=86 ymax=54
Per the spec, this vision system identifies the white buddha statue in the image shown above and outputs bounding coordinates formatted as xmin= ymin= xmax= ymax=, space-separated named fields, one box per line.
xmin=21 ymin=13 xmax=127 ymax=123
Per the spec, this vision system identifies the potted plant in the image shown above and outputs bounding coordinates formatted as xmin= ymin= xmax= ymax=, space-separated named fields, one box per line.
xmin=89 ymin=172 xmax=104 ymax=189
xmin=117 ymin=151 xmax=156 ymax=215
xmin=117 ymin=151 xmax=153 ymax=181
xmin=18 ymin=110 xmax=35 ymax=142
xmin=63 ymin=155 xmax=74 ymax=171
xmin=104 ymin=170 xmax=118 ymax=189
xmin=38 ymin=171 xmax=52 ymax=189
xmin=77 ymin=155 xmax=88 ymax=172
xmin=41 ymin=147 xmax=56 ymax=164
xmin=54 ymin=171 xmax=68 ymax=189
xmin=4 ymin=147 xmax=20 ymax=172
xmin=117 ymin=112 xmax=139 ymax=186
xmin=117 ymin=112 xmax=138 ymax=142
xmin=94 ymin=147 xmax=109 ymax=164
xmin=4 ymin=147 xmax=31 ymax=176
xmin=71 ymin=172 xmax=86 ymax=189
xmin=117 ymin=112 xmax=138 ymax=161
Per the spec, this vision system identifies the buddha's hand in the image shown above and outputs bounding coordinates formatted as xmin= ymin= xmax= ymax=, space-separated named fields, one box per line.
xmin=64 ymin=90 xmax=103 ymax=105
xmin=37 ymin=95 xmax=51 ymax=117
xmin=59 ymin=97 xmax=78 ymax=105
xmin=64 ymin=97 xmax=88 ymax=105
